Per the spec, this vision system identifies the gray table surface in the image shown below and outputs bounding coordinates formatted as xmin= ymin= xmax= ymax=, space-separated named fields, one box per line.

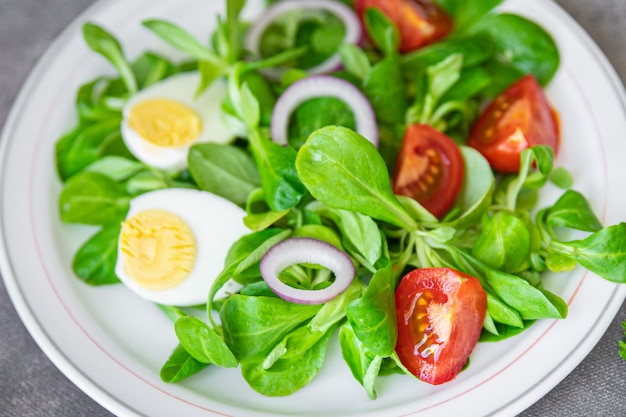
xmin=1 ymin=0 xmax=625 ymax=416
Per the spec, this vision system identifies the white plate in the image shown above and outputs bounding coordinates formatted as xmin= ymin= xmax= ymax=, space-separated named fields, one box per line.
xmin=1 ymin=0 xmax=626 ymax=416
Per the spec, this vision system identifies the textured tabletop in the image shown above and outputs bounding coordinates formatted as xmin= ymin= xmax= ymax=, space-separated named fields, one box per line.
xmin=1 ymin=0 xmax=625 ymax=416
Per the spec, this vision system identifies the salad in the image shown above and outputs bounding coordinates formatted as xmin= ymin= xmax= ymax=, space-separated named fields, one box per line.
xmin=54 ymin=0 xmax=626 ymax=401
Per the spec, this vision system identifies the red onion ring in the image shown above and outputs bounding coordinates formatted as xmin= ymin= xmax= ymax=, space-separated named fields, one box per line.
xmin=270 ymin=75 xmax=379 ymax=146
xmin=259 ymin=237 xmax=355 ymax=305
xmin=245 ymin=0 xmax=362 ymax=79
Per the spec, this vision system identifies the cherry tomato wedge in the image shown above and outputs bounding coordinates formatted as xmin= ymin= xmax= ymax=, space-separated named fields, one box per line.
xmin=468 ymin=74 xmax=560 ymax=173
xmin=395 ymin=268 xmax=487 ymax=385
xmin=354 ymin=0 xmax=453 ymax=53
xmin=392 ymin=124 xmax=464 ymax=218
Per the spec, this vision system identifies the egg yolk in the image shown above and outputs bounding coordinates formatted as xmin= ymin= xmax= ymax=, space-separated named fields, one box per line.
xmin=128 ymin=98 xmax=203 ymax=147
xmin=119 ymin=209 xmax=197 ymax=291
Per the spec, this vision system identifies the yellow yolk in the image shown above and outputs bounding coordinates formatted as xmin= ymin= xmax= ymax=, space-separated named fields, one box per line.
xmin=128 ymin=98 xmax=203 ymax=147
xmin=119 ymin=209 xmax=197 ymax=291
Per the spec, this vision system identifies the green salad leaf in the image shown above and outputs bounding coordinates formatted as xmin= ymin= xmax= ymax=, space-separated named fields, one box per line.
xmin=296 ymin=126 xmax=417 ymax=230
xmin=83 ymin=22 xmax=138 ymax=94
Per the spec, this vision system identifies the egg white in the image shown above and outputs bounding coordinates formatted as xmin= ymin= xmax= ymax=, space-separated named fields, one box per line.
xmin=114 ymin=188 xmax=249 ymax=306
xmin=121 ymin=72 xmax=234 ymax=171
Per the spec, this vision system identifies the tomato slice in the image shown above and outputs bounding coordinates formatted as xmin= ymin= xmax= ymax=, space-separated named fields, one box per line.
xmin=354 ymin=0 xmax=453 ymax=53
xmin=468 ymin=74 xmax=560 ymax=173
xmin=395 ymin=268 xmax=487 ymax=385
xmin=392 ymin=124 xmax=464 ymax=218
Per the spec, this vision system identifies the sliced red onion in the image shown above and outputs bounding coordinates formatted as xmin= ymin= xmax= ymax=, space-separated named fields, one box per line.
xmin=271 ymin=75 xmax=379 ymax=146
xmin=245 ymin=0 xmax=362 ymax=79
xmin=260 ymin=237 xmax=355 ymax=305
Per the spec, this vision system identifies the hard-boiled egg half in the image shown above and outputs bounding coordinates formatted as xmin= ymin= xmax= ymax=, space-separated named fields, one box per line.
xmin=114 ymin=188 xmax=249 ymax=306
xmin=121 ymin=71 xmax=234 ymax=171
